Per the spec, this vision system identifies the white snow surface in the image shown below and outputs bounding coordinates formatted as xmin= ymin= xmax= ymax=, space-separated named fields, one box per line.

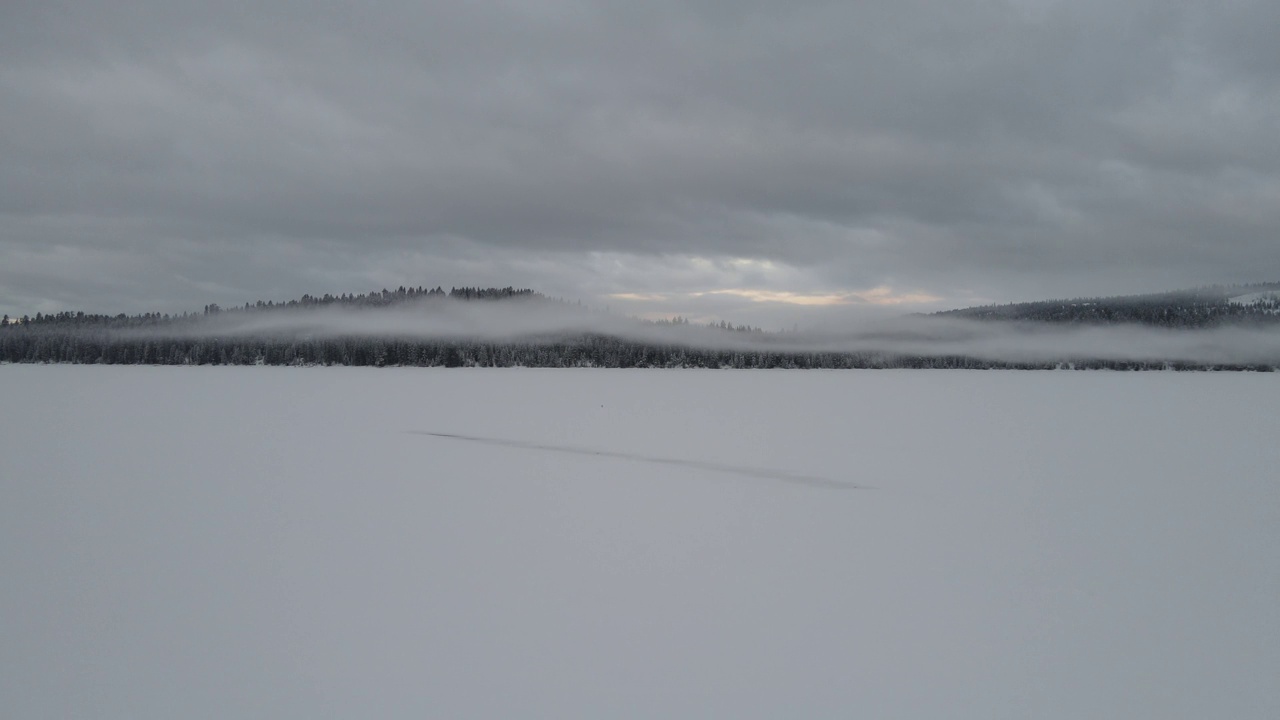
xmin=2 ymin=366 xmax=1278 ymax=719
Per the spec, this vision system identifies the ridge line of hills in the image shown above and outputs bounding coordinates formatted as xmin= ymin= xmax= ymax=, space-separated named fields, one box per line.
xmin=3 ymin=283 xmax=1279 ymax=370
xmin=932 ymin=281 xmax=1280 ymax=326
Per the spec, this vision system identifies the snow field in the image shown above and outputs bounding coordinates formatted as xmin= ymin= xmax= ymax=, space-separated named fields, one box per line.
xmin=2 ymin=366 xmax=1277 ymax=718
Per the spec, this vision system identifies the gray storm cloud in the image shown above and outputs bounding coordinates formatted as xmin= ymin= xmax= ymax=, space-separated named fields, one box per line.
xmin=2 ymin=1 xmax=1279 ymax=320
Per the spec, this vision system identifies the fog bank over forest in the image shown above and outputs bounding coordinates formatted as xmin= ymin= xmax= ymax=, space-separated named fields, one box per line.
xmin=4 ymin=284 xmax=1280 ymax=369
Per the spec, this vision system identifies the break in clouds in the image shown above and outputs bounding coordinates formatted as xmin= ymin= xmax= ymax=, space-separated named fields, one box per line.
xmin=3 ymin=1 xmax=1280 ymax=322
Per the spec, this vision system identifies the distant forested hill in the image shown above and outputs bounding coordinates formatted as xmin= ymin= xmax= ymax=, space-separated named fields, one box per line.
xmin=2 ymin=285 xmax=538 ymax=329
xmin=934 ymin=283 xmax=1280 ymax=327
xmin=2 ymin=284 xmax=1279 ymax=370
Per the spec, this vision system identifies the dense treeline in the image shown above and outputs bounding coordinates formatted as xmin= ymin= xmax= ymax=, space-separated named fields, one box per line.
xmin=8 ymin=328 xmax=1266 ymax=370
xmin=935 ymin=283 xmax=1280 ymax=326
xmin=1 ymin=285 xmax=538 ymax=329
xmin=2 ymin=284 xmax=1278 ymax=370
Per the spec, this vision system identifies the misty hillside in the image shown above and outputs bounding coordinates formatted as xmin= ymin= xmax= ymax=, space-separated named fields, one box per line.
xmin=2 ymin=285 xmax=547 ymax=328
xmin=3 ymin=284 xmax=1280 ymax=370
xmin=936 ymin=283 xmax=1280 ymax=327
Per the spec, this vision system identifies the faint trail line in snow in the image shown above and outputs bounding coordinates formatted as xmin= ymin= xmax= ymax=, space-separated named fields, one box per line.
xmin=407 ymin=431 xmax=869 ymax=490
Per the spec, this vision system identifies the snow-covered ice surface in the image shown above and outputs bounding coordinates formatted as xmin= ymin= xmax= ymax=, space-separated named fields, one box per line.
xmin=2 ymin=366 xmax=1278 ymax=719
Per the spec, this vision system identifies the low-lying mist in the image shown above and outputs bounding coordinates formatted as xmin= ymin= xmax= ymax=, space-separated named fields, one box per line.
xmin=124 ymin=298 xmax=1280 ymax=366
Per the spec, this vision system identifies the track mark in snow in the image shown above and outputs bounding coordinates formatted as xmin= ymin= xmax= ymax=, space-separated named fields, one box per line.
xmin=408 ymin=431 xmax=868 ymax=490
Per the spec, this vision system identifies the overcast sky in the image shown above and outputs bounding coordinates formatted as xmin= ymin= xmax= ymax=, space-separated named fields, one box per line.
xmin=2 ymin=1 xmax=1278 ymax=326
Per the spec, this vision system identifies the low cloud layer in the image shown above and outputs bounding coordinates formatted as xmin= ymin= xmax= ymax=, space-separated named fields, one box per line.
xmin=3 ymin=2 xmax=1279 ymax=322
xmin=107 ymin=299 xmax=1280 ymax=367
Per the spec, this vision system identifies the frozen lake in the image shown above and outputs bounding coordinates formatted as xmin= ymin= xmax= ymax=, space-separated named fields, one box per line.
xmin=2 ymin=366 xmax=1278 ymax=718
